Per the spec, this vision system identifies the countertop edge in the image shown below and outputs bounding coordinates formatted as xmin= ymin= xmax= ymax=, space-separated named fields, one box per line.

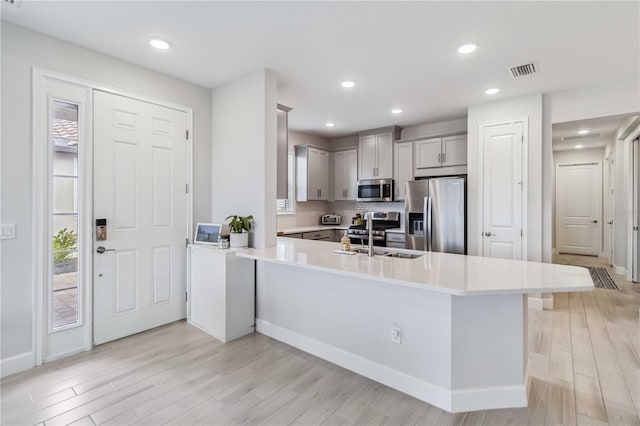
xmin=236 ymin=250 xmax=594 ymax=296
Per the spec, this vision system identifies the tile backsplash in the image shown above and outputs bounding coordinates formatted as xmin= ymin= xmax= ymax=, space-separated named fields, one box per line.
xmin=277 ymin=200 xmax=405 ymax=230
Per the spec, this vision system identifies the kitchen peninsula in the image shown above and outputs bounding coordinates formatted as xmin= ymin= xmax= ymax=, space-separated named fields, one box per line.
xmin=238 ymin=238 xmax=593 ymax=413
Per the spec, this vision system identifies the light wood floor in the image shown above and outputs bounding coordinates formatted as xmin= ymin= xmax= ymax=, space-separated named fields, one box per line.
xmin=1 ymin=255 xmax=639 ymax=426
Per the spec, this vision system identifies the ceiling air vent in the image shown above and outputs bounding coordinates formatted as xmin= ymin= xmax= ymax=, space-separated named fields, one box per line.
xmin=562 ymin=133 xmax=602 ymax=141
xmin=509 ymin=61 xmax=537 ymax=78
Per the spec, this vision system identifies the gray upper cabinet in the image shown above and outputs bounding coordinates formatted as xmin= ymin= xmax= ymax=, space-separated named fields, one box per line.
xmin=414 ymin=135 xmax=467 ymax=169
xmin=358 ymin=126 xmax=401 ymax=180
xmin=442 ymin=135 xmax=467 ymax=167
xmin=296 ymin=145 xmax=330 ymax=201
xmin=393 ymin=141 xmax=413 ymax=201
xmin=333 ymin=149 xmax=358 ymax=201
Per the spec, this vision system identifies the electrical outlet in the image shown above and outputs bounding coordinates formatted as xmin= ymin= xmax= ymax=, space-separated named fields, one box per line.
xmin=391 ymin=323 xmax=402 ymax=344
xmin=0 ymin=224 xmax=16 ymax=240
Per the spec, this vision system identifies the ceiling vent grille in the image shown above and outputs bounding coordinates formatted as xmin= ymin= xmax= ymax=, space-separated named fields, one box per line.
xmin=3 ymin=0 xmax=15 ymax=3
xmin=562 ymin=133 xmax=602 ymax=141
xmin=509 ymin=62 xmax=537 ymax=78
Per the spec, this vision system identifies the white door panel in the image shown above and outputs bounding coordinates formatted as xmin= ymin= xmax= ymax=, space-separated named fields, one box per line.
xmin=633 ymin=138 xmax=639 ymax=282
xmin=482 ymin=122 xmax=523 ymax=260
xmin=556 ymin=163 xmax=601 ymax=256
xmin=93 ymin=91 xmax=188 ymax=345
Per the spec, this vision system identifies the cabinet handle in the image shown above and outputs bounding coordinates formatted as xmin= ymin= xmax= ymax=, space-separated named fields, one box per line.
xmin=442 ymin=153 xmax=446 ymax=163
xmin=318 ymin=189 xmax=322 ymax=197
xmin=438 ymin=153 xmax=441 ymax=163
xmin=343 ymin=189 xmax=347 ymax=198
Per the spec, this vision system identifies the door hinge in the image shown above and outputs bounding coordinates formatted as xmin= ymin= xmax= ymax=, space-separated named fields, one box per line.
xmin=521 ymin=135 xmax=524 ymax=143
xmin=185 ymin=183 xmax=189 ymax=194
xmin=186 ymin=130 xmax=189 ymax=140
xmin=186 ymin=238 xmax=189 ymax=248
xmin=521 ymin=229 xmax=523 ymax=237
xmin=185 ymin=292 xmax=188 ymax=302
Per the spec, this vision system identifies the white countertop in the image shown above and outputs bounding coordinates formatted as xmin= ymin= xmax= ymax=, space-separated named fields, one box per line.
xmin=278 ymin=225 xmax=349 ymax=235
xmin=237 ymin=238 xmax=594 ymax=296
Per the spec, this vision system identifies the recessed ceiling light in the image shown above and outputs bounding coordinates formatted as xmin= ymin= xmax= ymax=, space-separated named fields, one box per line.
xmin=578 ymin=129 xmax=589 ymax=135
xmin=457 ymin=44 xmax=477 ymax=55
xmin=574 ymin=144 xmax=584 ymax=149
xmin=341 ymin=80 xmax=356 ymax=88
xmin=484 ymin=87 xmax=500 ymax=95
xmin=391 ymin=108 xmax=403 ymax=114
xmin=149 ymin=37 xmax=171 ymax=50
xmin=325 ymin=122 xmax=336 ymax=128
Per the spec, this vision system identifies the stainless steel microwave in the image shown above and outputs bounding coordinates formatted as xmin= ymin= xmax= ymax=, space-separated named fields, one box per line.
xmin=357 ymin=179 xmax=394 ymax=202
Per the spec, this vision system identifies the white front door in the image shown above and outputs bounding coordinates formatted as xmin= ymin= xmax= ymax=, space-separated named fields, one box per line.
xmin=556 ymin=162 xmax=601 ymax=256
xmin=93 ymin=91 xmax=188 ymax=345
xmin=482 ymin=122 xmax=524 ymax=260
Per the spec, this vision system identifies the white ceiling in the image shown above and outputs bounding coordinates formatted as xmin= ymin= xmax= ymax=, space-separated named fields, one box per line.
xmin=552 ymin=114 xmax=636 ymax=151
xmin=2 ymin=1 xmax=638 ymax=138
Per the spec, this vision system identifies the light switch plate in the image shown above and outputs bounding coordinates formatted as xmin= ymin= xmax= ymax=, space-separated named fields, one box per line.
xmin=1 ymin=224 xmax=16 ymax=240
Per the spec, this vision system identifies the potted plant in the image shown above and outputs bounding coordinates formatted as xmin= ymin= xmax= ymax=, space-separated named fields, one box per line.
xmin=225 ymin=214 xmax=253 ymax=248
xmin=53 ymin=228 xmax=78 ymax=274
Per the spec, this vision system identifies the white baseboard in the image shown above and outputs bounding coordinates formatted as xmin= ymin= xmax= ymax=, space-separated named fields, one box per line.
xmin=613 ymin=265 xmax=627 ymax=275
xmin=43 ymin=346 xmax=89 ymax=364
xmin=256 ymin=319 xmax=527 ymax=413
xmin=1 ymin=351 xmax=34 ymax=378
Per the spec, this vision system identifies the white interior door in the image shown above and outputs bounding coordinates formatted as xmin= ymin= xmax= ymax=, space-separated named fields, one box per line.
xmin=482 ymin=122 xmax=523 ymax=260
xmin=93 ymin=91 xmax=188 ymax=345
xmin=633 ymin=138 xmax=639 ymax=282
xmin=556 ymin=162 xmax=601 ymax=256
xmin=605 ymin=157 xmax=615 ymax=264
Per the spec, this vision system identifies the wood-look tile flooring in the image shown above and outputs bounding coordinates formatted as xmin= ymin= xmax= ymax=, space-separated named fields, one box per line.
xmin=2 ymin=254 xmax=639 ymax=425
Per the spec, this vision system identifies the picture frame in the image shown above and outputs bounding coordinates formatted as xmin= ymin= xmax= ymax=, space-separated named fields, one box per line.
xmin=194 ymin=223 xmax=222 ymax=245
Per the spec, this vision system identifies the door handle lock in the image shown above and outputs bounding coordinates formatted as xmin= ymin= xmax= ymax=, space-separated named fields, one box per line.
xmin=484 ymin=232 xmax=495 ymax=237
xmin=96 ymin=246 xmax=115 ymax=254
xmin=607 ymin=220 xmax=613 ymax=225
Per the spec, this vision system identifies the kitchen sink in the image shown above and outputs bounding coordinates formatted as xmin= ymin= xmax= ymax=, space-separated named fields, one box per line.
xmin=350 ymin=248 xmax=423 ymax=259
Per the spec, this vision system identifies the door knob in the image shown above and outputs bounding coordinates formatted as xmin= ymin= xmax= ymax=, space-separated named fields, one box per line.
xmin=484 ymin=232 xmax=495 ymax=237
xmin=592 ymin=220 xmax=598 ymax=224
xmin=607 ymin=220 xmax=613 ymax=225
xmin=96 ymin=246 xmax=115 ymax=254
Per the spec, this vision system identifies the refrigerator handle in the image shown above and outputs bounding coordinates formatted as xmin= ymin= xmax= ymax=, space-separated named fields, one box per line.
xmin=424 ymin=196 xmax=432 ymax=251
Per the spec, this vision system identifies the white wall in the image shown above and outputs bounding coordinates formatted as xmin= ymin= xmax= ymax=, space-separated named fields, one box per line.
xmin=0 ymin=22 xmax=212 ymax=363
xmin=467 ymin=94 xmax=543 ymax=261
xmin=614 ymin=122 xmax=640 ymax=273
xmin=329 ymin=135 xmax=359 ymax=151
xmin=401 ymin=118 xmax=467 ymax=140
xmin=552 ymin=148 xmax=606 ymax=251
xmin=211 ymin=69 xmax=277 ymax=249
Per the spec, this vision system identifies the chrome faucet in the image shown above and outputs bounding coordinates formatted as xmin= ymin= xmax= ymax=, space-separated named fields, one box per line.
xmin=367 ymin=212 xmax=375 ymax=256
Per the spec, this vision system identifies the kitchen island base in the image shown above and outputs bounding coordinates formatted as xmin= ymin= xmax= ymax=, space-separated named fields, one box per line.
xmin=255 ymin=262 xmax=528 ymax=413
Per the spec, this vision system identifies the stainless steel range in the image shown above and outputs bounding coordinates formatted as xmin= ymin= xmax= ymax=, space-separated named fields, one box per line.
xmin=347 ymin=212 xmax=400 ymax=247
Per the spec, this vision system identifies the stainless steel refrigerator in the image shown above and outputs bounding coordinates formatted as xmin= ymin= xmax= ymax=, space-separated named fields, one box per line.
xmin=405 ymin=176 xmax=466 ymax=254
